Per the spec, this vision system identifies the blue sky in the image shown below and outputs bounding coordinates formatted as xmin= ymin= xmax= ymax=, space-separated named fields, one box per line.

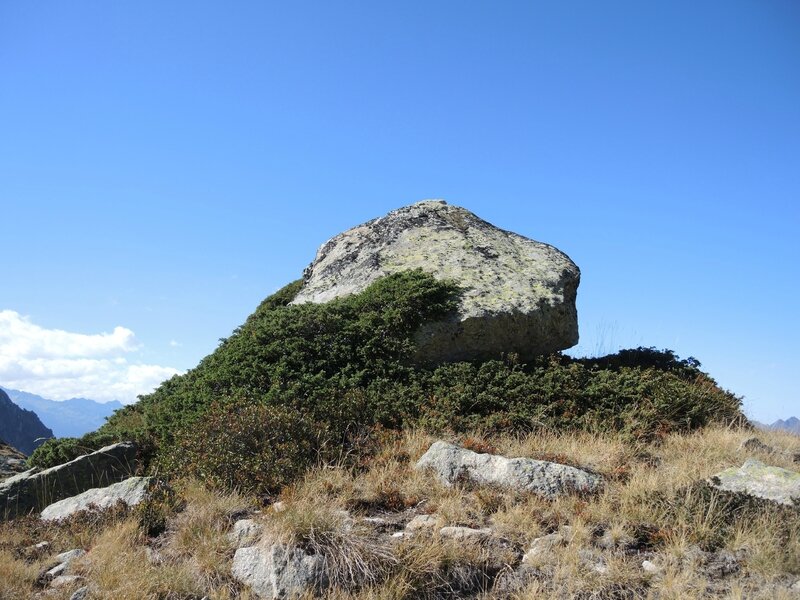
xmin=1 ymin=2 xmax=798 ymax=421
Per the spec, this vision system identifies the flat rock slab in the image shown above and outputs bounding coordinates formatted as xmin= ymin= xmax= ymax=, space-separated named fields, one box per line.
xmin=1 ymin=442 xmax=137 ymax=519
xmin=291 ymin=200 xmax=580 ymax=363
xmin=40 ymin=476 xmax=156 ymax=521
xmin=709 ymin=459 xmax=800 ymax=506
xmin=232 ymin=543 xmax=327 ymax=599
xmin=415 ymin=441 xmax=602 ymax=498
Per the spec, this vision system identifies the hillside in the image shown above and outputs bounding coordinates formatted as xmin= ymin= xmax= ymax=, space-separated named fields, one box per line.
xmin=0 ymin=387 xmax=122 ymax=439
xmin=29 ymin=270 xmax=743 ymax=481
xmin=0 ymin=388 xmax=53 ymax=456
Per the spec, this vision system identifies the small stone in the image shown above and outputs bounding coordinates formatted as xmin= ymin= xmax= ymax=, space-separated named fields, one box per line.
xmin=272 ymin=501 xmax=286 ymax=513
xmin=439 ymin=526 xmax=493 ymax=541
xmin=522 ymin=533 xmax=564 ymax=563
xmin=578 ymin=549 xmax=607 ymax=574
xmin=46 ymin=549 xmax=86 ymax=579
xmin=391 ymin=531 xmax=409 ymax=539
xmin=405 ymin=514 xmax=438 ymax=531
xmin=50 ymin=575 xmax=84 ymax=588
xmin=642 ymin=560 xmax=661 ymax=574
xmin=740 ymin=437 xmax=774 ymax=453
xmin=362 ymin=516 xmax=389 ymax=526
xmin=69 ymin=587 xmax=89 ymax=600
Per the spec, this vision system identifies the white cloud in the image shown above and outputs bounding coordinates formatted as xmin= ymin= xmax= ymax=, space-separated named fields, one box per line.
xmin=0 ymin=310 xmax=182 ymax=404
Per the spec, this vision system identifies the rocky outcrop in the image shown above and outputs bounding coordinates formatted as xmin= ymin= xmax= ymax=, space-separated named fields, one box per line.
xmin=0 ymin=440 xmax=28 ymax=480
xmin=291 ymin=200 xmax=580 ymax=363
xmin=0 ymin=442 xmax=137 ymax=519
xmin=232 ymin=542 xmax=328 ymax=599
xmin=415 ymin=441 xmax=603 ymax=498
xmin=0 ymin=388 xmax=53 ymax=455
xmin=40 ymin=476 xmax=156 ymax=521
xmin=709 ymin=458 xmax=800 ymax=506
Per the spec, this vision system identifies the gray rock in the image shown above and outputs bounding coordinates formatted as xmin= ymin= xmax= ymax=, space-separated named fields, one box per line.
xmin=577 ymin=548 xmax=608 ymax=574
xmin=740 ymin=437 xmax=800 ymax=464
xmin=1 ymin=442 xmax=137 ymax=519
xmin=642 ymin=560 xmax=661 ymax=574
xmin=439 ymin=526 xmax=494 ymax=541
xmin=69 ymin=586 xmax=89 ymax=600
xmin=492 ymin=565 xmax=544 ymax=595
xmin=228 ymin=518 xmax=264 ymax=548
xmin=50 ymin=574 xmax=84 ymax=588
xmin=416 ymin=441 xmax=603 ymax=498
xmin=405 ymin=514 xmax=438 ymax=531
xmin=45 ymin=549 xmax=86 ymax=579
xmin=740 ymin=437 xmax=775 ymax=454
xmin=522 ymin=533 xmax=564 ymax=563
xmin=24 ymin=540 xmax=51 ymax=557
xmin=40 ymin=476 xmax=156 ymax=521
xmin=709 ymin=459 xmax=800 ymax=506
xmin=232 ymin=543 xmax=328 ymax=599
xmin=291 ymin=200 xmax=580 ymax=363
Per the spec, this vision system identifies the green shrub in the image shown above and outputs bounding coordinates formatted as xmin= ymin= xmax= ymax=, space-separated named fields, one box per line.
xmin=28 ymin=431 xmax=119 ymax=469
xmin=156 ymin=399 xmax=321 ymax=498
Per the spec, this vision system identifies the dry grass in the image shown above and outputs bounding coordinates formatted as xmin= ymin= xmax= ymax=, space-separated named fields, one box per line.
xmin=160 ymin=479 xmax=253 ymax=587
xmin=1 ymin=424 xmax=798 ymax=599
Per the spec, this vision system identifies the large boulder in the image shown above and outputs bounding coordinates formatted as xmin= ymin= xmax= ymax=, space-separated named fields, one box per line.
xmin=232 ymin=542 xmax=328 ymax=599
xmin=0 ymin=442 xmax=137 ymax=519
xmin=40 ymin=476 xmax=157 ymax=522
xmin=291 ymin=200 xmax=580 ymax=363
xmin=709 ymin=458 xmax=800 ymax=506
xmin=415 ymin=441 xmax=603 ymax=498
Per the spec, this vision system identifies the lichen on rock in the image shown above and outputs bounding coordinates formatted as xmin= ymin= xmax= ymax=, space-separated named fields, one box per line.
xmin=292 ymin=200 xmax=580 ymax=363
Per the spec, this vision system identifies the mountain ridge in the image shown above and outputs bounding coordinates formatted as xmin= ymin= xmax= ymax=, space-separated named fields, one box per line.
xmin=0 ymin=389 xmax=53 ymax=455
xmin=0 ymin=387 xmax=122 ymax=439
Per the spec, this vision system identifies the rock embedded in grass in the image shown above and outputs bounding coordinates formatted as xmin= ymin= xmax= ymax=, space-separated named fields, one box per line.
xmin=0 ymin=441 xmax=137 ymax=519
xmin=709 ymin=458 xmax=800 ymax=506
xmin=291 ymin=200 xmax=580 ymax=363
xmin=232 ymin=542 xmax=328 ymax=599
xmin=415 ymin=441 xmax=603 ymax=498
xmin=40 ymin=476 xmax=158 ymax=522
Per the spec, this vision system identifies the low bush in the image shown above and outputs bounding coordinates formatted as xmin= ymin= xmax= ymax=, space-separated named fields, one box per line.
xmin=156 ymin=399 xmax=320 ymax=498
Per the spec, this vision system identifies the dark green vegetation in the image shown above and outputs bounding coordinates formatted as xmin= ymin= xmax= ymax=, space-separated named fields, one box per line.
xmin=30 ymin=270 xmax=743 ymax=496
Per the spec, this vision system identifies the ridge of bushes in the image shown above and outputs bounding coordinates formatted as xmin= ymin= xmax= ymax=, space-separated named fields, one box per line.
xmin=29 ymin=270 xmax=744 ymax=497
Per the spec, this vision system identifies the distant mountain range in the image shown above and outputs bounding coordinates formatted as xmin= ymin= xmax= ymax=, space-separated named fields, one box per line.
xmin=0 ymin=388 xmax=53 ymax=455
xmin=0 ymin=387 xmax=123 ymax=439
xmin=752 ymin=416 xmax=800 ymax=435
xmin=768 ymin=416 xmax=800 ymax=434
